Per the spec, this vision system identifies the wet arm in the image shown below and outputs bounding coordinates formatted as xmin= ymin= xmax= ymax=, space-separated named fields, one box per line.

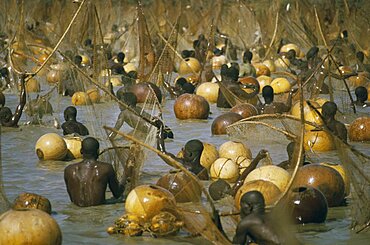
xmin=156 ymin=119 xmax=182 ymax=167
xmin=4 ymin=75 xmax=26 ymax=127
xmin=230 ymin=150 xmax=268 ymax=196
xmin=232 ymin=223 xmax=248 ymax=245
xmin=283 ymin=89 xmax=297 ymax=112
xmin=108 ymin=111 xmax=125 ymax=139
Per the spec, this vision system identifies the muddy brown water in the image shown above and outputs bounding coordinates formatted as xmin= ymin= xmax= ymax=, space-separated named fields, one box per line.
xmin=0 ymin=84 xmax=369 ymax=244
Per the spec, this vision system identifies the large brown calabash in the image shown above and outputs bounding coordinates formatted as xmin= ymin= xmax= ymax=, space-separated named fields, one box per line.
xmin=287 ymin=187 xmax=328 ymax=224
xmin=156 ymin=170 xmax=202 ymax=203
xmin=230 ymin=103 xmax=258 ymax=119
xmin=211 ymin=112 xmax=243 ymax=135
xmin=293 ymin=164 xmax=345 ymax=207
xmin=13 ymin=192 xmax=52 ymax=214
xmin=348 ymin=117 xmax=370 ymax=142
xmin=174 ymin=94 xmax=210 ymax=120
xmin=130 ymin=82 xmax=162 ymax=104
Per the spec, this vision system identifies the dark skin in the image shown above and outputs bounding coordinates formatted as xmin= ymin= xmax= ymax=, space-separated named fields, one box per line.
xmin=322 ymin=101 xmax=347 ymax=142
xmin=229 ymin=150 xmax=268 ymax=196
xmin=109 ymin=92 xmax=173 ymax=139
xmin=155 ymin=119 xmax=208 ymax=180
xmin=354 ymin=86 xmax=369 ymax=107
xmin=256 ymin=85 xmax=296 ymax=114
xmin=64 ymin=137 xmax=125 ymax=207
xmin=208 ymin=149 xmax=268 ymax=201
xmin=0 ymin=74 xmax=26 ymax=127
xmin=61 ymin=106 xmax=89 ymax=136
xmin=217 ymin=64 xmax=260 ymax=108
xmin=0 ymin=67 xmax=11 ymax=90
xmin=232 ymin=191 xmax=280 ymax=245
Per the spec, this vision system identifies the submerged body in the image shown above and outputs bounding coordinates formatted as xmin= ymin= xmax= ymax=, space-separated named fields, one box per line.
xmin=233 ymin=191 xmax=280 ymax=245
xmin=64 ymin=137 xmax=124 ymax=207
xmin=61 ymin=106 xmax=89 ymax=136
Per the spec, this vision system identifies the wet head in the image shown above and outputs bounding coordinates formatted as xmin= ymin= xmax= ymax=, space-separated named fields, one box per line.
xmin=64 ymin=106 xmax=78 ymax=121
xmin=81 ymin=137 xmax=100 ymax=160
xmin=0 ymin=107 xmax=12 ymax=124
xmin=0 ymin=67 xmax=9 ymax=78
xmin=183 ymin=139 xmax=204 ymax=162
xmin=355 ymin=86 xmax=368 ymax=103
xmin=262 ymin=85 xmax=274 ymax=104
xmin=240 ymin=191 xmax=265 ymax=218
xmin=74 ymin=55 xmax=83 ymax=66
xmin=117 ymin=52 xmax=125 ymax=63
xmin=243 ymin=50 xmax=253 ymax=64
xmin=208 ymin=179 xmax=231 ymax=201
xmin=322 ymin=101 xmax=337 ymax=120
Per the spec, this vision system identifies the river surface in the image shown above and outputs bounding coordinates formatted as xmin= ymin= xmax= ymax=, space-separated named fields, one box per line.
xmin=0 ymin=81 xmax=369 ymax=245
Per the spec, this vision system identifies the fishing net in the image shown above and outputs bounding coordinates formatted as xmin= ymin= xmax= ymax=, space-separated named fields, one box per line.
xmin=334 ymin=138 xmax=370 ymax=233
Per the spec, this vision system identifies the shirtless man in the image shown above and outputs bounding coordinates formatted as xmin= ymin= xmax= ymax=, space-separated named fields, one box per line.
xmin=232 ymin=191 xmax=280 ymax=245
xmin=0 ymin=74 xmax=26 ymax=127
xmin=239 ymin=50 xmax=256 ymax=78
xmin=256 ymin=85 xmax=296 ymax=114
xmin=64 ymin=137 xmax=125 ymax=207
xmin=321 ymin=101 xmax=347 ymax=142
xmin=109 ymin=92 xmax=173 ymax=139
xmin=155 ymin=119 xmax=208 ymax=180
xmin=217 ymin=64 xmax=260 ymax=108
xmin=354 ymin=86 xmax=369 ymax=108
xmin=61 ymin=106 xmax=89 ymax=136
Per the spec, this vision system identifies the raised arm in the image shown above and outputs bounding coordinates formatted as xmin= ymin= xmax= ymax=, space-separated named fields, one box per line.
xmin=230 ymin=150 xmax=268 ymax=196
xmin=4 ymin=75 xmax=26 ymax=127
xmin=108 ymin=111 xmax=125 ymax=139
xmin=155 ymin=118 xmax=182 ymax=167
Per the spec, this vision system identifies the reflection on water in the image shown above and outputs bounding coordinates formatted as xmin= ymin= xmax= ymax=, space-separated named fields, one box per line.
xmin=1 ymin=90 xmax=369 ymax=244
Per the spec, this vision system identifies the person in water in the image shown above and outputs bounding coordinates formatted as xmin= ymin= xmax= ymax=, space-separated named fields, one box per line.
xmin=155 ymin=118 xmax=208 ymax=180
xmin=0 ymin=74 xmax=26 ymax=127
xmin=108 ymin=92 xmax=173 ymax=140
xmin=61 ymin=106 xmax=89 ymax=136
xmin=217 ymin=64 xmax=260 ymax=108
xmin=256 ymin=85 xmax=296 ymax=114
xmin=0 ymin=67 xmax=10 ymax=90
xmin=64 ymin=137 xmax=125 ymax=207
xmin=0 ymin=91 xmax=5 ymax=108
xmin=232 ymin=191 xmax=280 ymax=245
xmin=277 ymin=141 xmax=311 ymax=170
xmin=354 ymin=86 xmax=369 ymax=107
xmin=209 ymin=149 xmax=269 ymax=200
xmin=239 ymin=50 xmax=256 ymax=78
xmin=109 ymin=52 xmax=126 ymax=75
xmin=321 ymin=101 xmax=347 ymax=142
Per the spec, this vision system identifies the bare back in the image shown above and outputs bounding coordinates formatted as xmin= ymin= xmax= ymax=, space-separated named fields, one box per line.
xmin=64 ymin=160 xmax=122 ymax=207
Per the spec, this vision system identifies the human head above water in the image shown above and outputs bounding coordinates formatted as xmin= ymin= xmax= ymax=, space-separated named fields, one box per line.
xmin=81 ymin=137 xmax=100 ymax=159
xmin=355 ymin=86 xmax=368 ymax=102
xmin=242 ymin=50 xmax=253 ymax=63
xmin=117 ymin=52 xmax=125 ymax=63
xmin=183 ymin=139 xmax=204 ymax=162
xmin=0 ymin=107 xmax=12 ymax=123
xmin=322 ymin=101 xmax=337 ymax=119
xmin=262 ymin=85 xmax=274 ymax=102
xmin=74 ymin=55 xmax=82 ymax=66
xmin=240 ymin=191 xmax=265 ymax=217
xmin=64 ymin=106 xmax=77 ymax=121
